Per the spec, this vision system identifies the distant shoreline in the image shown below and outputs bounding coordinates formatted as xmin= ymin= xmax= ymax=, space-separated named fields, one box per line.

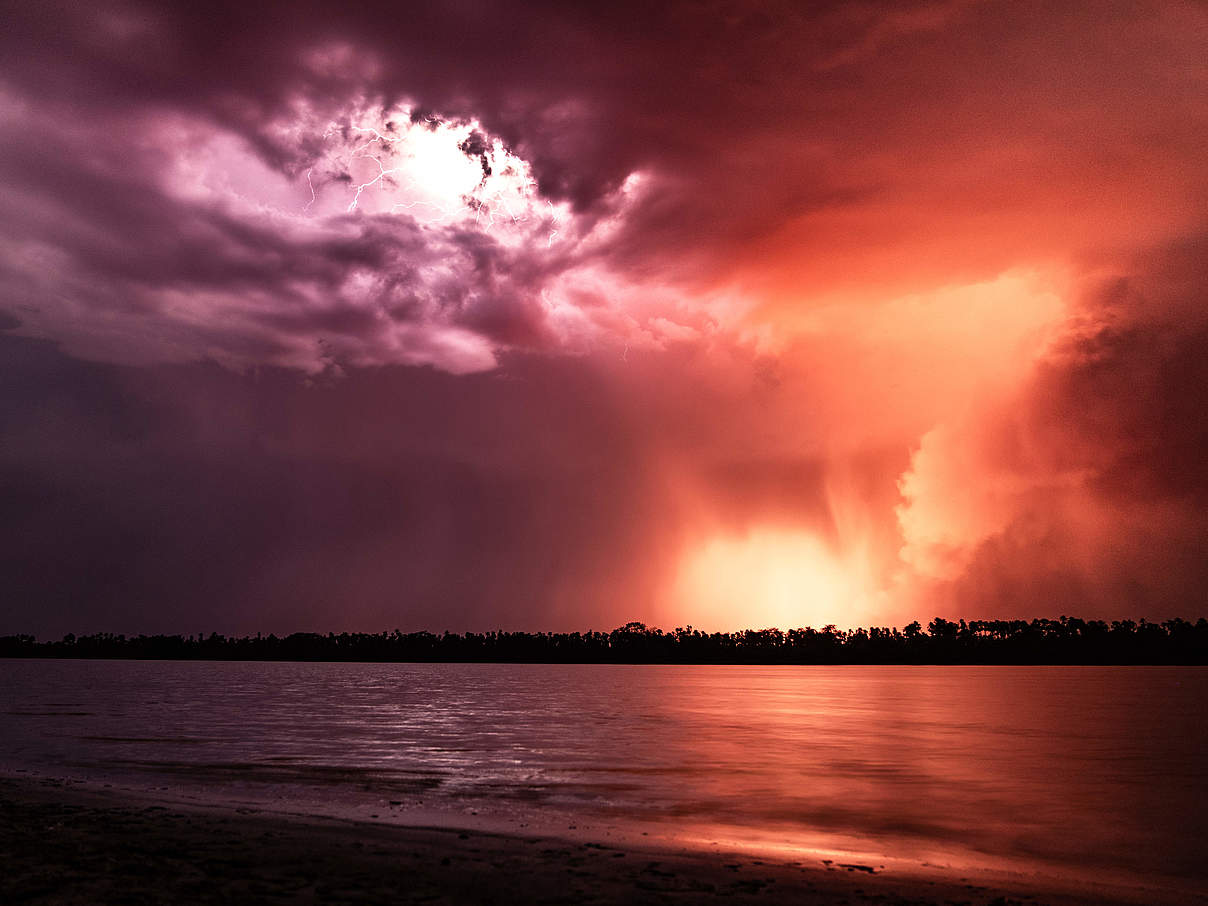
xmin=4 ymin=616 xmax=1207 ymax=664
xmin=0 ymin=775 xmax=1180 ymax=906
xmin=4 ymin=655 xmax=1208 ymax=665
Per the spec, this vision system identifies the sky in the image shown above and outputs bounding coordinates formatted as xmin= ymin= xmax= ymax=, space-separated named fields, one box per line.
xmin=1 ymin=0 xmax=1206 ymax=637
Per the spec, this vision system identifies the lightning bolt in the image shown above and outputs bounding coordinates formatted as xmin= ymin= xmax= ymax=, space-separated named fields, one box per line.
xmin=388 ymin=197 xmax=463 ymax=226
xmin=304 ymin=168 xmax=316 ymax=212
xmin=545 ymin=201 xmax=561 ymax=247
xmin=346 ymin=154 xmax=403 ymax=213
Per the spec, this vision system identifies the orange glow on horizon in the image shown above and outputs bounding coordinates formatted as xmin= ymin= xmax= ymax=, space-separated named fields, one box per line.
xmin=669 ymin=528 xmax=880 ymax=632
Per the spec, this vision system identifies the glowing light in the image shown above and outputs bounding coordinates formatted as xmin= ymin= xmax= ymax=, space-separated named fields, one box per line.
xmin=672 ymin=529 xmax=875 ymax=631
xmin=302 ymin=106 xmax=568 ymax=247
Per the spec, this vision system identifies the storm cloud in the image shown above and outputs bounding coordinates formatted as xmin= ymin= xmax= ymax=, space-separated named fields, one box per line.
xmin=1 ymin=0 xmax=1206 ymax=634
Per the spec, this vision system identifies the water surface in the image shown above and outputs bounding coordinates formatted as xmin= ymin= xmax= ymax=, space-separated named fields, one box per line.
xmin=2 ymin=661 xmax=1204 ymax=891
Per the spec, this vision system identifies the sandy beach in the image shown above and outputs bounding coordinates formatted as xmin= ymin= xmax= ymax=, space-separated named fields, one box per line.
xmin=2 ymin=774 xmax=1192 ymax=906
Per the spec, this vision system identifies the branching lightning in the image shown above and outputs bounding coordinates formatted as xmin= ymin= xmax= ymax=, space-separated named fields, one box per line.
xmin=304 ymin=111 xmax=565 ymax=247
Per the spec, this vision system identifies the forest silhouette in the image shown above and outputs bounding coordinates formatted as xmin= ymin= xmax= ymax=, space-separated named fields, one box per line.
xmin=2 ymin=617 xmax=1206 ymax=664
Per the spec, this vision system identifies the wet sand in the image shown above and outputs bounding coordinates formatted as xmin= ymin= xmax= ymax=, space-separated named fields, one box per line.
xmin=0 ymin=775 xmax=1192 ymax=906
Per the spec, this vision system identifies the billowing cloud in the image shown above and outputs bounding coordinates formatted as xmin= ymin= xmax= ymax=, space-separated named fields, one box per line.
xmin=0 ymin=87 xmax=638 ymax=372
xmin=896 ymin=238 xmax=1208 ymax=618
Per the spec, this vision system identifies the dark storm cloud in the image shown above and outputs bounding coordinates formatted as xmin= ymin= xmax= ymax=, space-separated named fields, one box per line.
xmin=1020 ymin=237 xmax=1208 ymax=507
xmin=0 ymin=1 xmax=1058 ymax=272
xmin=2 ymin=0 xmax=1203 ymax=360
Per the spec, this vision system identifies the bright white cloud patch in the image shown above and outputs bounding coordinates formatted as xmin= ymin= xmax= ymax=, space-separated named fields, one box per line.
xmin=304 ymin=106 xmax=569 ymax=243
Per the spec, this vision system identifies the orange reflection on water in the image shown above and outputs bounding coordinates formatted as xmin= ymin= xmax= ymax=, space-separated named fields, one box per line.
xmin=612 ymin=665 xmax=1206 ymax=894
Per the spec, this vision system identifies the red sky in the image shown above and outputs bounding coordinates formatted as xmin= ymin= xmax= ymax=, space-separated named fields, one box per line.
xmin=1 ymin=0 xmax=1206 ymax=635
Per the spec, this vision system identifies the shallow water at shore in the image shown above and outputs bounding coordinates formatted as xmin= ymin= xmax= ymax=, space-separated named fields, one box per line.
xmin=2 ymin=661 xmax=1205 ymax=893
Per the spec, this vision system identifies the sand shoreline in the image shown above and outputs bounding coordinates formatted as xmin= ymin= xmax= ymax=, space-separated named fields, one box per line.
xmin=2 ymin=774 xmax=1198 ymax=905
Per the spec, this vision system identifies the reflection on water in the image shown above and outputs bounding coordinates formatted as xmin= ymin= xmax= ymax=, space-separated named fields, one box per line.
xmin=2 ymin=661 xmax=1205 ymax=886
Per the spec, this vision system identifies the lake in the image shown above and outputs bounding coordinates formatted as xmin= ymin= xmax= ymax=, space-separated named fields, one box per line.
xmin=2 ymin=661 xmax=1205 ymax=893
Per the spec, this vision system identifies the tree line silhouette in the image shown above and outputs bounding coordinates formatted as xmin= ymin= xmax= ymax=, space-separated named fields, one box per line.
xmin=2 ymin=617 xmax=1206 ymax=663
